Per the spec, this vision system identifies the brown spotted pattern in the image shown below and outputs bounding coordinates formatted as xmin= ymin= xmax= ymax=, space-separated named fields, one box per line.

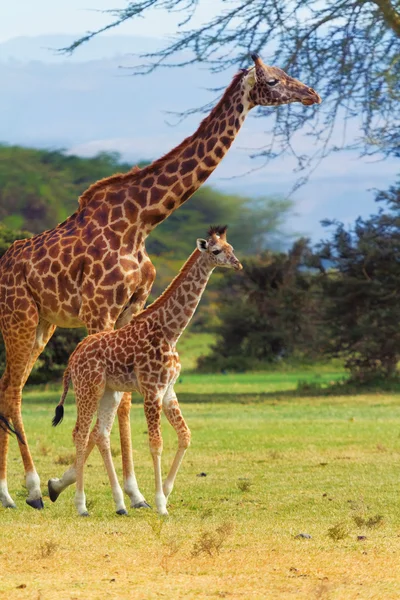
xmin=0 ymin=55 xmax=320 ymax=509
xmin=50 ymin=229 xmax=242 ymax=515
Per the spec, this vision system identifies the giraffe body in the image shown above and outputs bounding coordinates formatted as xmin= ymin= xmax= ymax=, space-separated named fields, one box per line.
xmin=0 ymin=55 xmax=320 ymax=509
xmin=48 ymin=227 xmax=242 ymax=516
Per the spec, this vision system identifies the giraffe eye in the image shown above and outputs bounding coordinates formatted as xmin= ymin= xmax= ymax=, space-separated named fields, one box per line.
xmin=266 ymin=79 xmax=279 ymax=86
xmin=212 ymin=249 xmax=222 ymax=255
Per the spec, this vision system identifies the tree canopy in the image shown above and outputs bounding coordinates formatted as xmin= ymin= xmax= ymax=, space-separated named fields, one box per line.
xmin=198 ymin=238 xmax=323 ymax=371
xmin=311 ymin=177 xmax=400 ymax=382
xmin=64 ymin=0 xmax=400 ymax=164
xmin=0 ymin=145 xmax=293 ymax=256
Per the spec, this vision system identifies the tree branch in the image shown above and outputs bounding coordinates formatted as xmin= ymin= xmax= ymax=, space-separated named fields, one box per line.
xmin=370 ymin=0 xmax=400 ymax=36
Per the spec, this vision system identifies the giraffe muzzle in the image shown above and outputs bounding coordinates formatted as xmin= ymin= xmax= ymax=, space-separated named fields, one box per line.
xmin=301 ymin=89 xmax=322 ymax=106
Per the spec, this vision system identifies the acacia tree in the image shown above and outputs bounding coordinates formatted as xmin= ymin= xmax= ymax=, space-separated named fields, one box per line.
xmin=312 ymin=178 xmax=400 ymax=382
xmin=65 ymin=0 xmax=400 ymax=167
xmin=197 ymin=238 xmax=323 ymax=371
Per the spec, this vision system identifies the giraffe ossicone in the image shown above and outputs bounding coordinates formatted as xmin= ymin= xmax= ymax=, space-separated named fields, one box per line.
xmin=48 ymin=226 xmax=242 ymax=516
xmin=0 ymin=53 xmax=320 ymax=510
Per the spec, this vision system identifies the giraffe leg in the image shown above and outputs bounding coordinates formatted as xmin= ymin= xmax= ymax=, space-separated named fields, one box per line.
xmin=0 ymin=365 xmax=15 ymax=508
xmin=117 ymin=392 xmax=149 ymax=509
xmin=48 ymin=437 xmax=95 ymax=503
xmin=144 ymin=389 xmax=168 ymax=516
xmin=115 ymin=311 xmax=150 ymax=510
xmin=49 ymin=376 xmax=105 ymax=513
xmin=94 ymin=390 xmax=128 ymax=515
xmin=73 ymin=410 xmax=93 ymax=517
xmin=162 ymin=386 xmax=191 ymax=502
xmin=0 ymin=311 xmax=56 ymax=509
xmin=48 ymin=391 xmax=142 ymax=507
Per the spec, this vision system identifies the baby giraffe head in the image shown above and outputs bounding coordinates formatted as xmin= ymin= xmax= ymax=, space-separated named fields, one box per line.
xmin=246 ymin=53 xmax=321 ymax=107
xmin=196 ymin=225 xmax=243 ymax=271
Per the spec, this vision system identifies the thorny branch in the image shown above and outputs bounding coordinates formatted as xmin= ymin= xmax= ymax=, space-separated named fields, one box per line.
xmin=62 ymin=0 xmax=400 ymax=170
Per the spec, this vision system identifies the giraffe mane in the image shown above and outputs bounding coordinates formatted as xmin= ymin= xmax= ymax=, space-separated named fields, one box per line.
xmin=77 ymin=71 xmax=247 ymax=211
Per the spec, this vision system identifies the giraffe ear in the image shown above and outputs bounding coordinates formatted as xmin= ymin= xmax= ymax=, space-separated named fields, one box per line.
xmin=246 ymin=66 xmax=257 ymax=87
xmin=196 ymin=239 xmax=208 ymax=252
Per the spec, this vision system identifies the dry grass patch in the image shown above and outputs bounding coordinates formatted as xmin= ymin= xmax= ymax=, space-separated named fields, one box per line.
xmin=3 ymin=382 xmax=400 ymax=598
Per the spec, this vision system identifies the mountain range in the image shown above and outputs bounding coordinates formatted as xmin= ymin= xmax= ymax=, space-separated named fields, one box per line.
xmin=1 ymin=34 xmax=398 ymax=240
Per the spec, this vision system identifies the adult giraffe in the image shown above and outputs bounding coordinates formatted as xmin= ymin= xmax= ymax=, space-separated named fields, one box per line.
xmin=0 ymin=54 xmax=321 ymax=509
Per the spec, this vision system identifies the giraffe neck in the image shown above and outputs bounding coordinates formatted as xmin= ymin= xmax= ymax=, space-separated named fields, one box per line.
xmin=142 ymin=250 xmax=214 ymax=345
xmin=129 ymin=71 xmax=255 ymax=235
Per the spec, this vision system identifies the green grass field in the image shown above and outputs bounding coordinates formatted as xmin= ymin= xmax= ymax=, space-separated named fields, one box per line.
xmin=2 ymin=369 xmax=400 ymax=599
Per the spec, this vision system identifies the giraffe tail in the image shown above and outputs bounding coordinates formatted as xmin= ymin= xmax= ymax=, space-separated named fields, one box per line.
xmin=52 ymin=367 xmax=71 ymax=427
xmin=0 ymin=413 xmax=25 ymax=444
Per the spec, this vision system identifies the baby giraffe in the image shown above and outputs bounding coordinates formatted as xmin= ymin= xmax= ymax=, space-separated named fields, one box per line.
xmin=48 ymin=226 xmax=242 ymax=516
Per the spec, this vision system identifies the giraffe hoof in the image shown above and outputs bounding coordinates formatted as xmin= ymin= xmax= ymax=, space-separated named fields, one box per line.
xmin=133 ymin=501 xmax=151 ymax=509
xmin=26 ymin=497 xmax=44 ymax=510
xmin=80 ymin=511 xmax=90 ymax=517
xmin=6 ymin=503 xmax=17 ymax=509
xmin=47 ymin=480 xmax=60 ymax=503
xmin=116 ymin=508 xmax=128 ymax=516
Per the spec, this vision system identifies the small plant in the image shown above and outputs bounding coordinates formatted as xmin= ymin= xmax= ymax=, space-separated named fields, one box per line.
xmin=144 ymin=512 xmax=166 ymax=538
xmin=366 ymin=514 xmax=384 ymax=528
xmin=269 ymin=450 xmax=281 ymax=460
xmin=201 ymin=509 xmax=213 ymax=520
xmin=110 ymin=446 xmax=121 ymax=458
xmin=327 ymin=522 xmax=349 ymax=541
xmin=39 ymin=541 xmax=58 ymax=558
xmin=55 ymin=453 xmax=75 ymax=465
xmin=85 ymin=499 xmax=95 ymax=512
xmin=191 ymin=522 xmax=234 ymax=557
xmin=160 ymin=537 xmax=181 ymax=574
xmin=353 ymin=514 xmax=384 ymax=529
xmin=296 ymin=380 xmax=323 ymax=395
xmin=237 ymin=479 xmax=252 ymax=492
xmin=38 ymin=443 xmax=50 ymax=456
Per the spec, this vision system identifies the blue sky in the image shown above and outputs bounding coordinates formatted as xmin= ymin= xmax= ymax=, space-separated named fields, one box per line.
xmin=0 ymin=0 xmax=218 ymax=42
xmin=1 ymin=1 xmax=398 ymax=241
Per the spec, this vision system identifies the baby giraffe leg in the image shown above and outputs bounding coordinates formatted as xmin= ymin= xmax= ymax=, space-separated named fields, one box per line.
xmin=48 ymin=437 xmax=95 ymax=503
xmin=162 ymin=386 xmax=191 ymax=501
xmin=144 ymin=390 xmax=168 ymax=516
xmin=73 ymin=408 xmax=94 ymax=517
xmin=117 ymin=392 xmax=149 ymax=509
xmin=95 ymin=390 xmax=127 ymax=515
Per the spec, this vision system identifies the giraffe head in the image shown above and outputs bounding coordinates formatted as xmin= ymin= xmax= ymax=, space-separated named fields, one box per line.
xmin=196 ymin=225 xmax=242 ymax=271
xmin=246 ymin=53 xmax=321 ymax=107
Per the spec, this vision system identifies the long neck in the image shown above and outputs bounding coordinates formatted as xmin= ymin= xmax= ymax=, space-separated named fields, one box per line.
xmin=143 ymin=250 xmax=213 ymax=345
xmin=134 ymin=71 xmax=254 ymax=235
xmin=76 ymin=71 xmax=254 ymax=236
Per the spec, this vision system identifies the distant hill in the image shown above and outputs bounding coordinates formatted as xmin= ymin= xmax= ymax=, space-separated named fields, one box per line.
xmin=0 ymin=145 xmax=291 ymax=254
xmin=1 ymin=33 xmax=398 ymax=241
xmin=0 ymin=145 xmax=135 ymax=232
xmin=0 ymin=34 xmax=160 ymax=63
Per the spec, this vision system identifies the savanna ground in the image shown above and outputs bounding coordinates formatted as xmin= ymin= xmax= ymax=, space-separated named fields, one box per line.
xmin=1 ymin=343 xmax=400 ymax=599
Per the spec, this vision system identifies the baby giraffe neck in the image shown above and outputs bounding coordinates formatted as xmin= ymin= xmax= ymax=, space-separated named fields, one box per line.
xmin=145 ymin=250 xmax=214 ymax=345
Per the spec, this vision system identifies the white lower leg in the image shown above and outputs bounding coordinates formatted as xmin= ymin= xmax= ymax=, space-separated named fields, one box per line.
xmin=152 ymin=451 xmax=168 ymax=516
xmin=97 ymin=438 xmax=127 ymax=514
xmin=74 ymin=490 xmax=88 ymax=516
xmin=26 ymin=471 xmax=41 ymax=501
xmin=75 ymin=454 xmax=88 ymax=516
xmin=124 ymin=474 xmax=146 ymax=506
xmin=163 ymin=447 xmax=187 ymax=500
xmin=49 ymin=465 xmax=77 ymax=496
xmin=0 ymin=479 xmax=15 ymax=508
xmin=112 ymin=484 xmax=126 ymax=513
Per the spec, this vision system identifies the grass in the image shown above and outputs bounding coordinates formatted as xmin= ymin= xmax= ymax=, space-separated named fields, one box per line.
xmin=2 ymin=371 xmax=400 ymax=598
xmin=175 ymin=331 xmax=216 ymax=372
